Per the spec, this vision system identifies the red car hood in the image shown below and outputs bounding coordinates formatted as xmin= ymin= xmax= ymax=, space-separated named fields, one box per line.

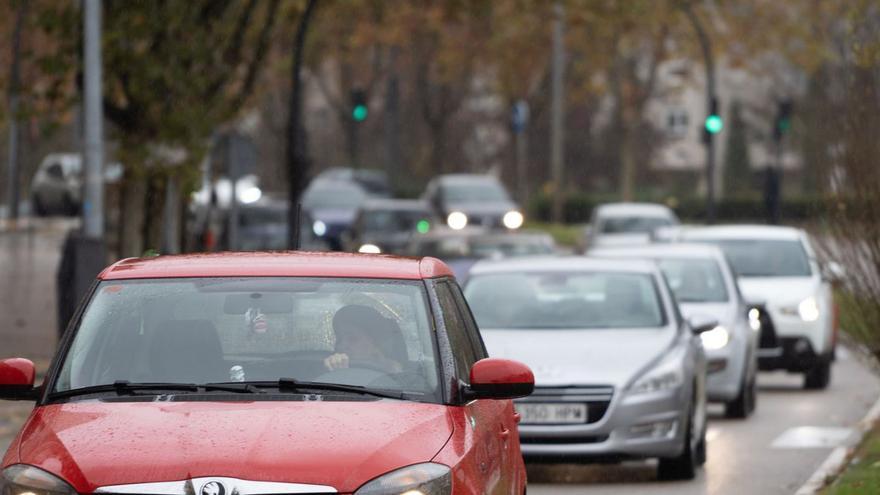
xmin=11 ymin=400 xmax=455 ymax=494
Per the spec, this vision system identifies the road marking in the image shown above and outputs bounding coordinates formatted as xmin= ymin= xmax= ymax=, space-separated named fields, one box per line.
xmin=772 ymin=426 xmax=857 ymax=449
xmin=795 ymin=374 xmax=880 ymax=494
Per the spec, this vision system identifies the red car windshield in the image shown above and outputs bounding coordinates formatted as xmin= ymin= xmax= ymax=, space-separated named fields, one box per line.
xmin=54 ymin=278 xmax=440 ymax=400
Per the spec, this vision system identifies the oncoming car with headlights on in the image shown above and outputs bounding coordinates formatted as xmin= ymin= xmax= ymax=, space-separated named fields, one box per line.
xmin=422 ymin=174 xmax=524 ymax=231
xmin=591 ymin=243 xmax=760 ymax=418
xmin=0 ymin=252 xmax=535 ymax=495
xmin=463 ymin=257 xmax=710 ymax=480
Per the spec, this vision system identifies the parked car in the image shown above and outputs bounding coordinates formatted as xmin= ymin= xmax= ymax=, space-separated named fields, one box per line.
xmin=405 ymin=228 xmax=557 ymax=281
xmin=343 ymin=199 xmax=432 ymax=254
xmin=581 ymin=202 xmax=679 ymax=251
xmin=680 ymin=225 xmax=838 ymax=389
xmin=30 ymin=153 xmax=123 ymax=216
xmin=315 ymin=167 xmax=392 ymax=197
xmin=301 ymin=178 xmax=369 ymax=250
xmin=464 ymin=256 xmax=710 ymax=480
xmin=0 ymin=252 xmax=534 ymax=494
xmin=591 ymin=243 xmax=760 ymax=418
xmin=423 ymin=174 xmax=524 ymax=231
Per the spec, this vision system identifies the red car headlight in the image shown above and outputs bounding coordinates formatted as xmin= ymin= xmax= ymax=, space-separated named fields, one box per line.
xmin=354 ymin=462 xmax=451 ymax=495
xmin=1 ymin=465 xmax=77 ymax=495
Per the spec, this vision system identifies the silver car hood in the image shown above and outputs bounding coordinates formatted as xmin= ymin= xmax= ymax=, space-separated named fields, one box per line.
xmin=481 ymin=328 xmax=676 ymax=389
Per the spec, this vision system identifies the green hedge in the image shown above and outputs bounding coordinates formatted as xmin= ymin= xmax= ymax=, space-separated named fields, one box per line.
xmin=527 ymin=192 xmax=828 ymax=224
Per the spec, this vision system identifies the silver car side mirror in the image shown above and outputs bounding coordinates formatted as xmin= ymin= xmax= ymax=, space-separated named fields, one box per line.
xmin=688 ymin=315 xmax=718 ymax=335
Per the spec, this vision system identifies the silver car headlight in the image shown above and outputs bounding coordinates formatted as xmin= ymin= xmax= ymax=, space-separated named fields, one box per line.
xmin=629 ymin=357 xmax=684 ymax=395
xmin=0 ymin=465 xmax=76 ymax=495
xmin=354 ymin=463 xmax=451 ymax=495
xmin=700 ymin=325 xmax=730 ymax=351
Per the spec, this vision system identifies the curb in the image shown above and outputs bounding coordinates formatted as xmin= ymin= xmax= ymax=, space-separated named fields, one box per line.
xmin=795 ymin=346 xmax=880 ymax=494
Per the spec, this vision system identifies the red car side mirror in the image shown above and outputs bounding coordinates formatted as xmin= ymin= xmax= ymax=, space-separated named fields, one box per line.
xmin=0 ymin=358 xmax=38 ymax=401
xmin=468 ymin=358 xmax=534 ymax=400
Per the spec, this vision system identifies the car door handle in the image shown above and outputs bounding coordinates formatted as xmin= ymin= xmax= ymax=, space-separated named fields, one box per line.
xmin=513 ymin=412 xmax=521 ymax=423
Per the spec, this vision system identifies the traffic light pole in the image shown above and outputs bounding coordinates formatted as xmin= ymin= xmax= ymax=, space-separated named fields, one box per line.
xmin=683 ymin=3 xmax=717 ymax=224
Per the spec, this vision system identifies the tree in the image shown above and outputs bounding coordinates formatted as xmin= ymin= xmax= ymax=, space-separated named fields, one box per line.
xmin=722 ymin=100 xmax=752 ymax=196
xmin=33 ymin=0 xmax=284 ymax=255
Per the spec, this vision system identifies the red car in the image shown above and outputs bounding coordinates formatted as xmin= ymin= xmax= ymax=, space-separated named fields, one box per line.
xmin=0 ymin=252 xmax=533 ymax=495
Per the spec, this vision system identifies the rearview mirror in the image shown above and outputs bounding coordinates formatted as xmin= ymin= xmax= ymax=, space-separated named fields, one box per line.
xmin=0 ymin=358 xmax=38 ymax=401
xmin=822 ymin=261 xmax=846 ymax=283
xmin=466 ymin=358 xmax=534 ymax=400
xmin=688 ymin=315 xmax=718 ymax=335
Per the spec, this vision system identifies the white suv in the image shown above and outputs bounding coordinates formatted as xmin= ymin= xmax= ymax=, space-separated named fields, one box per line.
xmin=680 ymin=225 xmax=836 ymax=389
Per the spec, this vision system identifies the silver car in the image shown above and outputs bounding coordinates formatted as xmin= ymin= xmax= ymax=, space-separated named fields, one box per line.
xmin=591 ymin=243 xmax=760 ymax=418
xmin=463 ymin=257 xmax=710 ymax=480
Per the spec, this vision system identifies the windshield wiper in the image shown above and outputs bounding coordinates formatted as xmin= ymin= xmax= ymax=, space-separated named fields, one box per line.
xmin=246 ymin=378 xmax=407 ymax=400
xmin=49 ymin=381 xmax=264 ymax=400
xmin=49 ymin=381 xmax=200 ymax=399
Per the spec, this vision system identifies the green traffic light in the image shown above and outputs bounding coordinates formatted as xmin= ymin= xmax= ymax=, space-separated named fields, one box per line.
xmin=416 ymin=219 xmax=430 ymax=234
xmin=705 ymin=115 xmax=723 ymax=134
xmin=353 ymin=105 xmax=368 ymax=122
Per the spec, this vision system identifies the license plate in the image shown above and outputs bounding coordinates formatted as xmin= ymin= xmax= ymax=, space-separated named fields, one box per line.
xmin=515 ymin=403 xmax=588 ymax=424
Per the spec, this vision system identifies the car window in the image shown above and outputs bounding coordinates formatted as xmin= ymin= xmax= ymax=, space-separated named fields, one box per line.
xmin=54 ymin=278 xmax=440 ymax=400
xmin=600 ymin=216 xmax=673 ymax=234
xmin=441 ymin=182 xmax=509 ymax=203
xmin=465 ymin=271 xmax=667 ymax=330
xmin=46 ymin=163 xmax=64 ymax=180
xmin=707 ymin=239 xmax=812 ymax=277
xmin=435 ymin=281 xmax=479 ymax=382
xmin=364 ymin=210 xmax=427 ymax=233
xmin=657 ymin=258 xmax=729 ymax=303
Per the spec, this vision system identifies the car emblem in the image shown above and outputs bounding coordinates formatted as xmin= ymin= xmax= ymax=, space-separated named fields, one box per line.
xmin=201 ymin=482 xmax=226 ymax=495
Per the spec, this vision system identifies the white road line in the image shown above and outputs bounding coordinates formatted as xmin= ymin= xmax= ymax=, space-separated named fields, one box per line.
xmin=772 ymin=426 xmax=857 ymax=449
xmin=795 ymin=385 xmax=880 ymax=494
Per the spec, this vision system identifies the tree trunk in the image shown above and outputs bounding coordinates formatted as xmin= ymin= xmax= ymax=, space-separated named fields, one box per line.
xmin=119 ymin=175 xmax=146 ymax=258
xmin=619 ymin=127 xmax=636 ymax=201
xmin=142 ymin=172 xmax=166 ymax=254
xmin=429 ymin=121 xmax=446 ymax=175
xmin=384 ymin=48 xmax=402 ymax=190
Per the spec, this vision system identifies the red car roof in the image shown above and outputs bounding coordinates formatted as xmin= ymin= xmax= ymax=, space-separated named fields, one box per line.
xmin=98 ymin=251 xmax=454 ymax=281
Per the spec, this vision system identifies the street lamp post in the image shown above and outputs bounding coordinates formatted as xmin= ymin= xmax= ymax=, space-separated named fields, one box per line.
xmin=682 ymin=2 xmax=717 ymax=224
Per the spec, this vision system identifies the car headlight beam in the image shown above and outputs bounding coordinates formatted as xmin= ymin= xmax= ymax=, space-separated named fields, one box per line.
xmin=1 ymin=465 xmax=77 ymax=495
xmin=358 ymin=243 xmax=381 ymax=254
xmin=798 ymin=296 xmax=820 ymax=322
xmin=354 ymin=463 xmax=451 ymax=495
xmin=446 ymin=211 xmax=468 ymax=230
xmin=700 ymin=325 xmax=730 ymax=351
xmin=312 ymin=220 xmax=327 ymax=237
xmin=502 ymin=210 xmax=524 ymax=230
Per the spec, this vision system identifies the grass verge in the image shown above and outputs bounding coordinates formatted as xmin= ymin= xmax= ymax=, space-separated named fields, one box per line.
xmin=823 ymin=425 xmax=880 ymax=494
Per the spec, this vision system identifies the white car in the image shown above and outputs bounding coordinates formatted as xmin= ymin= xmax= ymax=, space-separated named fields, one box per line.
xmin=591 ymin=243 xmax=760 ymax=418
xmin=680 ymin=225 xmax=836 ymax=389
xmin=582 ymin=202 xmax=679 ymax=251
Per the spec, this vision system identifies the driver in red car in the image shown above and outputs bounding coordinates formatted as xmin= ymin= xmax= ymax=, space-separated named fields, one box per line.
xmin=324 ymin=304 xmax=405 ymax=373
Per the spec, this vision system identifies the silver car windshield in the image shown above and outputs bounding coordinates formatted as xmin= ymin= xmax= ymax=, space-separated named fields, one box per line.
xmin=600 ymin=216 xmax=673 ymax=234
xmin=54 ymin=278 xmax=439 ymax=398
xmin=465 ymin=272 xmax=666 ymax=329
xmin=657 ymin=258 xmax=729 ymax=303
xmin=710 ymin=239 xmax=812 ymax=277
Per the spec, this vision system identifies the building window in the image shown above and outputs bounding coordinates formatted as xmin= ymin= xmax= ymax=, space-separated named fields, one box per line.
xmin=666 ymin=108 xmax=689 ymax=138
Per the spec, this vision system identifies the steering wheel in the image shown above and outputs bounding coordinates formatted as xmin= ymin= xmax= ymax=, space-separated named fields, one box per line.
xmin=313 ymin=358 xmax=402 ymax=388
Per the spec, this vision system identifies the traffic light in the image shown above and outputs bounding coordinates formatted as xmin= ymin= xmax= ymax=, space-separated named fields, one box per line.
xmin=773 ymin=99 xmax=793 ymax=142
xmin=350 ymin=89 xmax=368 ymax=122
xmin=704 ymin=97 xmax=723 ymax=134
